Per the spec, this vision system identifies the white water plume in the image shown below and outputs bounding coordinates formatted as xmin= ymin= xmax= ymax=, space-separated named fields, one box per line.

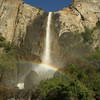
xmin=33 ymin=63 xmax=57 ymax=80
xmin=34 ymin=12 xmax=57 ymax=80
xmin=17 ymin=83 xmax=24 ymax=90
xmin=42 ymin=12 xmax=52 ymax=64
xmin=17 ymin=13 xmax=56 ymax=88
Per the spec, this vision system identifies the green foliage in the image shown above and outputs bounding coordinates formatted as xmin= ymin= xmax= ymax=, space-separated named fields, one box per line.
xmin=38 ymin=74 xmax=68 ymax=96
xmin=3 ymin=42 xmax=12 ymax=53
xmin=0 ymin=35 xmax=13 ymax=53
xmin=38 ymin=77 xmax=93 ymax=100
xmin=0 ymin=50 xmax=17 ymax=70
xmin=0 ymin=42 xmax=5 ymax=48
xmin=0 ymin=36 xmax=5 ymax=42
xmin=81 ymin=27 xmax=93 ymax=44
xmin=0 ymin=36 xmax=5 ymax=48
xmin=84 ymin=51 xmax=100 ymax=100
xmin=37 ymin=50 xmax=100 ymax=100
xmin=0 ymin=36 xmax=17 ymax=81
xmin=96 ymin=20 xmax=100 ymax=28
xmin=86 ymin=50 xmax=100 ymax=72
xmin=64 ymin=56 xmax=100 ymax=100
xmin=81 ymin=21 xmax=100 ymax=45
xmin=0 ymin=49 xmax=18 ymax=84
xmin=88 ymin=50 xmax=100 ymax=61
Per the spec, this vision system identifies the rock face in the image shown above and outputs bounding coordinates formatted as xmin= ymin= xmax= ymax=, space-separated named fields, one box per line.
xmin=0 ymin=0 xmax=100 ymax=56
xmin=0 ymin=0 xmax=47 ymax=58
xmin=55 ymin=0 xmax=100 ymax=50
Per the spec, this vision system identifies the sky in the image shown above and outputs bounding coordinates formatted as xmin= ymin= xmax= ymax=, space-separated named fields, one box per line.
xmin=23 ymin=0 xmax=73 ymax=12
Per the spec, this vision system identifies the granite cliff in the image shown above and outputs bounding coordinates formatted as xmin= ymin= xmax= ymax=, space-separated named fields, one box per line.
xmin=0 ymin=0 xmax=100 ymax=58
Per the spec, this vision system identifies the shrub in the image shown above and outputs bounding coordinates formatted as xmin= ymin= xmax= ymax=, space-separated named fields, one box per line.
xmin=4 ymin=42 xmax=12 ymax=53
xmin=0 ymin=36 xmax=5 ymax=42
xmin=81 ymin=27 xmax=93 ymax=44
xmin=38 ymin=78 xmax=94 ymax=100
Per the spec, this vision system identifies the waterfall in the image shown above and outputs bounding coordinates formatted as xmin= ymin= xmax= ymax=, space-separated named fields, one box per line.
xmin=33 ymin=12 xmax=57 ymax=80
xmin=17 ymin=12 xmax=55 ymax=89
xmin=42 ymin=12 xmax=52 ymax=64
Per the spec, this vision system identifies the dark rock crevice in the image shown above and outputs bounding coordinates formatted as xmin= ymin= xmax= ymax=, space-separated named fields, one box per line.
xmin=12 ymin=2 xmax=23 ymax=44
xmin=72 ymin=6 xmax=85 ymax=21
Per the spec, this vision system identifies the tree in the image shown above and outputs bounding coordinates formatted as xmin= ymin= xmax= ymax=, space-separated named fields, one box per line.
xmin=38 ymin=75 xmax=94 ymax=100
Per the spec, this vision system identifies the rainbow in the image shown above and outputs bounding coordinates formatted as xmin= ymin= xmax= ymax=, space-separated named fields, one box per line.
xmin=17 ymin=61 xmax=65 ymax=74
xmin=0 ymin=60 xmax=68 ymax=77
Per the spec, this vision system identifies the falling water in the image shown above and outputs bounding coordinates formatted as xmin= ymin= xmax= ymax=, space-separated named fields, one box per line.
xmin=33 ymin=12 xmax=57 ymax=80
xmin=42 ymin=12 xmax=52 ymax=64
xmin=17 ymin=12 xmax=55 ymax=89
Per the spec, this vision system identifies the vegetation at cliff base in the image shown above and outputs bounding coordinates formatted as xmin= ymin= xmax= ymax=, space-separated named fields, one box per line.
xmin=0 ymin=36 xmax=100 ymax=100
xmin=0 ymin=35 xmax=17 ymax=83
xmin=37 ymin=51 xmax=100 ymax=100
xmin=38 ymin=77 xmax=93 ymax=100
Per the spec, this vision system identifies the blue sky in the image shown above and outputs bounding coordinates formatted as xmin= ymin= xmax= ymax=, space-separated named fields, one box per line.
xmin=23 ymin=0 xmax=73 ymax=12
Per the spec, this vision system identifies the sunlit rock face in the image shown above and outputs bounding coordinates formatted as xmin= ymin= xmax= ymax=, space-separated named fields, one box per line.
xmin=56 ymin=2 xmax=99 ymax=36
xmin=0 ymin=0 xmax=21 ymax=42
xmin=55 ymin=0 xmax=100 ymax=50
xmin=0 ymin=0 xmax=47 ymax=59
xmin=0 ymin=0 xmax=100 ymax=55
